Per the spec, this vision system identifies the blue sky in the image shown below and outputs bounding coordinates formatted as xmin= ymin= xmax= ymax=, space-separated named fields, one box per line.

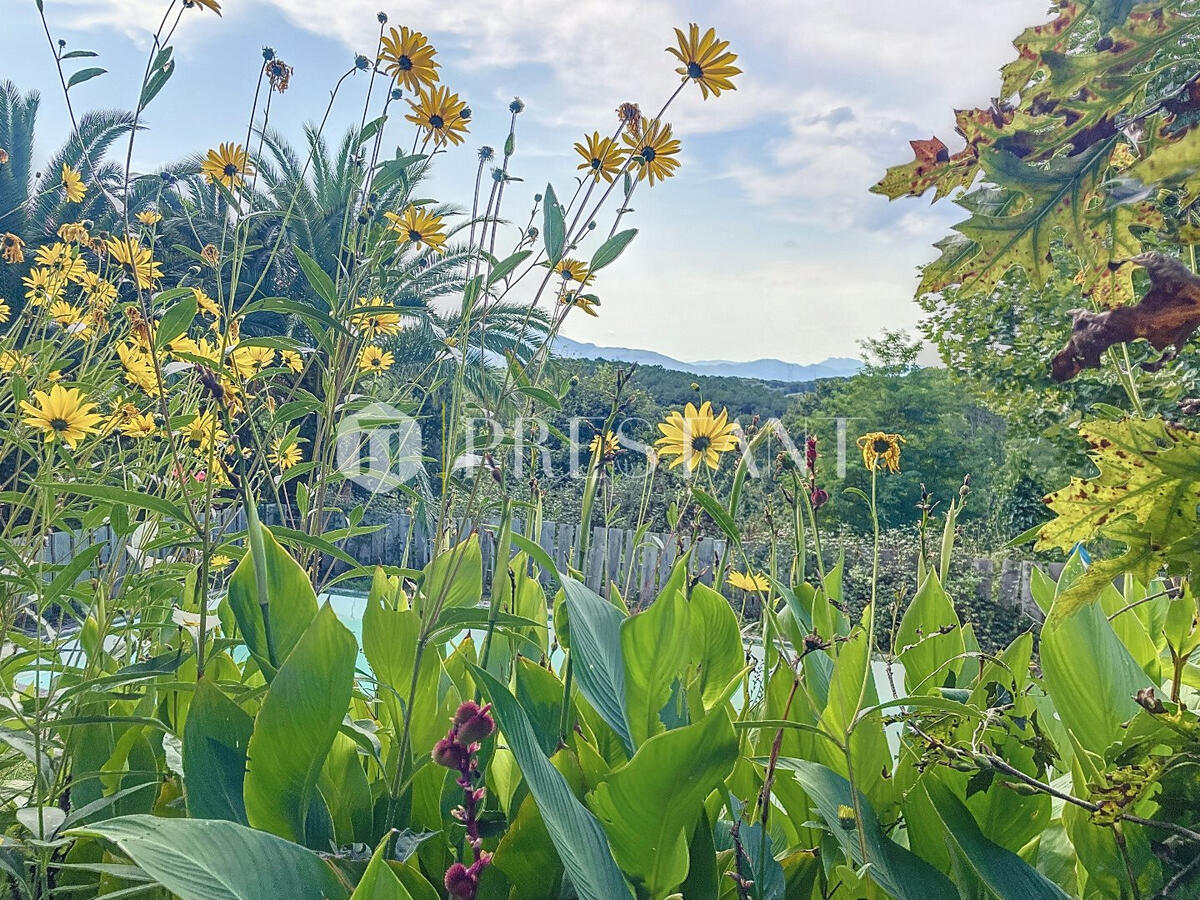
xmin=4 ymin=0 xmax=1049 ymax=363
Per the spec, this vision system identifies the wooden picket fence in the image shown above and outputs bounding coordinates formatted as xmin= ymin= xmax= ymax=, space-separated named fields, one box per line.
xmin=38 ymin=507 xmax=1055 ymax=619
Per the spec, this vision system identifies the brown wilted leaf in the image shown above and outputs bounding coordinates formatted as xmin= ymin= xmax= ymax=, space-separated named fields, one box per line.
xmin=1052 ymin=252 xmax=1200 ymax=381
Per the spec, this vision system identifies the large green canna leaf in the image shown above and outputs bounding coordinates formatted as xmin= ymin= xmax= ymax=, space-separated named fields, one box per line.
xmin=244 ymin=603 xmax=357 ymax=845
xmin=621 ymin=585 xmax=688 ymax=747
xmin=560 ymin=577 xmax=634 ymax=754
xmin=687 ymin=583 xmax=744 ymax=710
xmin=227 ymin=523 xmax=319 ymax=676
xmin=895 ymin=570 xmax=964 ymax=694
xmin=474 ymin=667 xmax=633 ymax=900
xmin=350 ymin=834 xmax=416 ymax=899
xmin=779 ymin=759 xmax=957 ymax=900
xmin=1040 ymin=597 xmax=1143 ymax=757
xmin=68 ymin=814 xmax=349 ymax=899
xmin=923 ymin=777 xmax=1071 ymax=899
xmin=419 ymin=535 xmax=483 ymax=617
xmin=182 ymin=681 xmax=253 ymax=823
xmin=587 ymin=708 xmax=738 ymax=898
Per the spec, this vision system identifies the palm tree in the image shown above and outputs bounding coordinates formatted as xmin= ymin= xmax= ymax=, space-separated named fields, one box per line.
xmin=0 ymin=80 xmax=136 ymax=309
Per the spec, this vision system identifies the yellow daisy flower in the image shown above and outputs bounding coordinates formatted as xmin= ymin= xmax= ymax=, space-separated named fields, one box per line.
xmin=727 ymin=570 xmax=770 ymax=592
xmin=279 ymin=349 xmax=303 ymax=373
xmin=229 ymin=345 xmax=275 ymax=378
xmin=0 ymin=350 xmax=32 ymax=373
xmin=137 ymin=210 xmax=163 ymax=225
xmin=553 ymin=258 xmax=591 ymax=285
xmin=61 ymin=164 xmax=86 ymax=203
xmin=358 ymin=345 xmax=394 ymax=375
xmin=20 ymin=384 xmax=103 ymax=449
xmin=1 ymin=233 xmax=25 ymax=264
xmin=385 ymin=205 xmax=448 ymax=253
xmin=350 ymin=296 xmax=406 ymax=337
xmin=23 ymin=267 xmax=64 ymax=306
xmin=106 ymin=236 xmax=162 ymax=289
xmin=35 ymin=242 xmax=87 ymax=282
xmin=623 ymin=118 xmax=682 ymax=185
xmin=117 ymin=342 xmax=161 ymax=393
xmin=183 ymin=411 xmax=228 ymax=453
xmin=78 ymin=271 xmax=117 ymax=307
xmin=192 ymin=288 xmax=221 ymax=319
xmin=209 ymin=554 xmax=234 ymax=569
xmin=378 ymin=26 xmax=439 ymax=93
xmin=201 ymin=142 xmax=254 ymax=190
xmin=120 ymin=412 xmax=158 ymax=438
xmin=654 ymin=401 xmax=740 ymax=472
xmin=0 ymin=299 xmax=9 ymax=323
xmin=589 ymin=431 xmax=620 ymax=459
xmin=405 ymin=85 xmax=470 ymax=147
xmin=48 ymin=300 xmax=86 ymax=330
xmin=268 ymin=437 xmax=304 ymax=471
xmin=856 ymin=432 xmax=905 ymax=473
xmin=667 ymin=24 xmax=741 ymax=99
xmin=574 ymin=131 xmax=625 ymax=183
xmin=561 ymin=292 xmax=601 ymax=317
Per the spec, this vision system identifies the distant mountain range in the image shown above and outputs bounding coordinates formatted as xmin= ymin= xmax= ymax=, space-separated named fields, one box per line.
xmin=553 ymin=336 xmax=861 ymax=382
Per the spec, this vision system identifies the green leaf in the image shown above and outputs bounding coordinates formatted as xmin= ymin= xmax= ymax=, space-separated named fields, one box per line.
xmin=621 ymin=586 xmax=688 ymax=747
xmin=155 ymin=290 xmax=198 ymax=349
xmin=183 ymin=681 xmax=254 ymax=823
xmin=420 ymin=535 xmax=482 ymax=616
xmin=688 ymin=583 xmax=745 ymax=709
xmin=68 ymin=815 xmax=348 ymax=900
xmin=1037 ymin=418 xmax=1200 ymax=625
xmin=588 ymin=229 xmax=637 ymax=272
xmin=139 ymin=47 xmax=174 ymax=109
xmin=243 ymin=604 xmax=357 ymax=845
xmin=60 ymin=50 xmax=99 ymax=59
xmin=923 ymin=778 xmax=1072 ymax=899
xmin=543 ymin=184 xmax=565 ymax=264
xmin=227 ymin=523 xmax=319 ymax=675
xmin=1040 ymin=596 xmax=1143 ymax=756
xmin=560 ymin=578 xmax=634 ymax=754
xmin=516 ymin=385 xmax=562 ymax=410
xmin=895 ymin=570 xmax=964 ymax=694
xmin=587 ymin=709 xmax=738 ymax=897
xmin=293 ymin=247 xmax=338 ymax=310
xmin=474 ymin=668 xmax=633 ymax=900
xmin=350 ymin=834 xmax=415 ymax=898
xmin=50 ymin=483 xmax=191 ymax=526
xmin=67 ymin=67 xmax=106 ymax=88
xmin=779 ymin=759 xmax=957 ymax=900
xmin=487 ymin=250 xmax=531 ymax=285
xmin=690 ymin=487 xmax=740 ymax=545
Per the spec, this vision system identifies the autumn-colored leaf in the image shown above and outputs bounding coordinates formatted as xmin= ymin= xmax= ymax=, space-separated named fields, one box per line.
xmin=1052 ymin=252 xmax=1200 ymax=381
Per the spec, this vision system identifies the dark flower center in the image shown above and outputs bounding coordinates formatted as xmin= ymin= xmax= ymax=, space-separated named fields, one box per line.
xmin=397 ymin=54 xmax=413 ymax=71
xmin=687 ymin=61 xmax=703 ymax=78
xmin=590 ymin=157 xmax=602 ymax=169
xmin=873 ymin=438 xmax=891 ymax=453
xmin=691 ymin=435 xmax=711 ymax=452
xmin=641 ymin=146 xmax=656 ymax=162
xmin=408 ymin=229 xmax=423 ymax=243
xmin=429 ymin=114 xmax=444 ymax=129
xmin=223 ymin=163 xmax=239 ymax=177
xmin=50 ymin=417 xmax=70 ymax=432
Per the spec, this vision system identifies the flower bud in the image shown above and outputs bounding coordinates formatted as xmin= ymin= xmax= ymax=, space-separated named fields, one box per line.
xmin=444 ymin=862 xmax=477 ymax=900
xmin=453 ymin=701 xmax=496 ymax=744
xmin=432 ymin=735 xmax=469 ymax=770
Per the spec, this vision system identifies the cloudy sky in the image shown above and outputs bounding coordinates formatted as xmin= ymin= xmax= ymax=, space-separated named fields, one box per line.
xmin=4 ymin=0 xmax=1049 ymax=364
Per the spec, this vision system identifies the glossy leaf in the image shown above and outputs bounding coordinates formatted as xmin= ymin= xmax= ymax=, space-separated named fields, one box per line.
xmin=475 ymin=668 xmax=633 ymax=900
xmin=560 ymin=577 xmax=634 ymax=754
xmin=68 ymin=815 xmax=348 ymax=900
xmin=243 ymin=604 xmax=357 ymax=845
